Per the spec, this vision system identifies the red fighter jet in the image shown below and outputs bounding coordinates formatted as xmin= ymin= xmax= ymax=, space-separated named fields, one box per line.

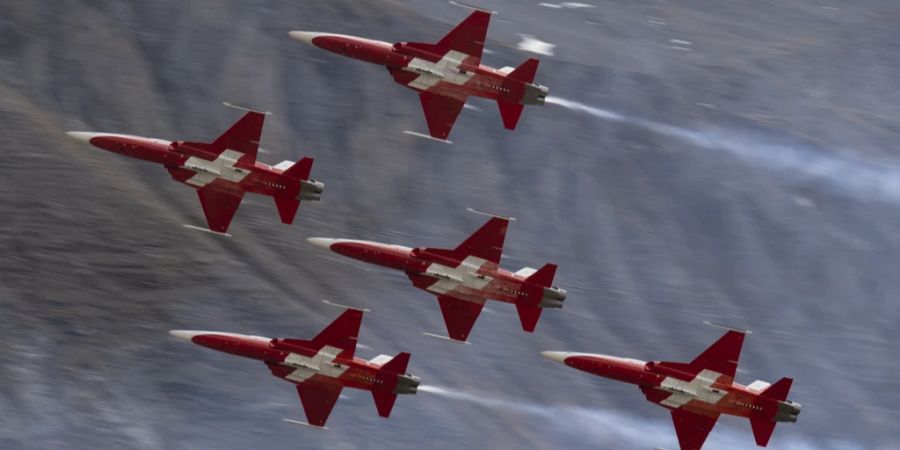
xmin=541 ymin=325 xmax=801 ymax=450
xmin=307 ymin=211 xmax=566 ymax=343
xmin=67 ymin=106 xmax=324 ymax=234
xmin=170 ymin=308 xmax=419 ymax=428
xmin=289 ymin=10 xmax=549 ymax=141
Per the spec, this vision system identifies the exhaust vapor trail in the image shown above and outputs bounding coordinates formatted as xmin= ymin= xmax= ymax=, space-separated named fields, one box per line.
xmin=418 ymin=385 xmax=860 ymax=450
xmin=546 ymin=96 xmax=900 ymax=203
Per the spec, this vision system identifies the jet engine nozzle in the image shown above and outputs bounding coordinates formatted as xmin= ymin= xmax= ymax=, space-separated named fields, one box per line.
xmin=299 ymin=179 xmax=325 ymax=201
xmin=539 ymin=286 xmax=567 ymax=308
xmin=396 ymin=374 xmax=421 ymax=395
xmin=523 ymin=83 xmax=549 ymax=105
xmin=775 ymin=401 xmax=802 ymax=423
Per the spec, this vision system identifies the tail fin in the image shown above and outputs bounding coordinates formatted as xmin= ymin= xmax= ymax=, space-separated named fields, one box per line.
xmin=515 ymin=263 xmax=558 ymax=332
xmin=281 ymin=156 xmax=313 ymax=181
xmin=507 ymin=58 xmax=540 ymax=84
xmin=274 ymin=157 xmax=315 ymax=225
xmin=380 ymin=351 xmax=411 ymax=376
xmin=498 ymin=58 xmax=541 ymax=129
xmin=525 ymin=263 xmax=557 ymax=288
xmin=436 ymin=10 xmax=490 ymax=63
xmin=211 ymin=111 xmax=264 ymax=164
xmin=372 ymin=352 xmax=412 ymax=418
xmin=760 ymin=377 xmax=793 ymax=402
xmin=307 ymin=309 xmax=362 ymax=359
xmin=750 ymin=377 xmax=797 ymax=446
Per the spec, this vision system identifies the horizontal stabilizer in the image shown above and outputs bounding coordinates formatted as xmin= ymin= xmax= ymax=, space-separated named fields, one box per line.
xmin=273 ymin=160 xmax=294 ymax=172
xmin=369 ymin=354 xmax=393 ymax=366
xmin=515 ymin=267 xmax=537 ymax=278
xmin=747 ymin=380 xmax=772 ymax=392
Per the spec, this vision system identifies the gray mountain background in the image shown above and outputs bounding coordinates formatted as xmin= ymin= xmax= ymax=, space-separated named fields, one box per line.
xmin=1 ymin=0 xmax=898 ymax=449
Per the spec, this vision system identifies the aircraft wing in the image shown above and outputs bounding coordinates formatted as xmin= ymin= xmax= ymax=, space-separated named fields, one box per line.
xmin=210 ymin=111 xmax=264 ymax=164
xmin=295 ymin=378 xmax=344 ymax=427
xmin=670 ymin=409 xmax=719 ymax=450
xmin=418 ymin=91 xmax=467 ymax=140
xmin=436 ymin=294 xmax=485 ymax=342
xmin=196 ymin=186 xmax=244 ymax=233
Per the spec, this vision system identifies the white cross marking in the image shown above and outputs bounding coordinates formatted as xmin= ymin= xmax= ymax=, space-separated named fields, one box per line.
xmin=658 ymin=369 xmax=729 ymax=408
xmin=183 ymin=149 xmax=251 ymax=188
xmin=424 ymin=255 xmax=493 ymax=295
xmin=405 ymin=51 xmax=475 ymax=91
xmin=281 ymin=345 xmax=349 ymax=383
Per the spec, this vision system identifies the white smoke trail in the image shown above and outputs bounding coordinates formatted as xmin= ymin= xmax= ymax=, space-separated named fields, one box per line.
xmin=419 ymin=385 xmax=861 ymax=450
xmin=546 ymin=96 xmax=900 ymax=202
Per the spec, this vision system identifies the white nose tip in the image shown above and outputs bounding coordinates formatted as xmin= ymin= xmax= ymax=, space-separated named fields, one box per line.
xmin=66 ymin=131 xmax=102 ymax=143
xmin=169 ymin=330 xmax=204 ymax=342
xmin=289 ymin=31 xmax=327 ymax=46
xmin=540 ymin=351 xmax=571 ymax=364
xmin=307 ymin=237 xmax=338 ymax=250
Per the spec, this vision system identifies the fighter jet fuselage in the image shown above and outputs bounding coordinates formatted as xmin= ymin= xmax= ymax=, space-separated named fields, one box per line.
xmin=308 ymin=215 xmax=565 ymax=342
xmin=172 ymin=310 xmax=419 ymax=428
xmin=68 ymin=110 xmax=324 ymax=233
xmin=543 ymin=352 xmax=800 ymax=423
xmin=543 ymin=331 xmax=801 ymax=450
xmin=290 ymin=11 xmax=548 ymax=140
xmin=310 ymin=238 xmax=566 ymax=308
xmin=70 ymin=133 xmax=322 ymax=201
xmin=292 ymin=33 xmax=547 ymax=106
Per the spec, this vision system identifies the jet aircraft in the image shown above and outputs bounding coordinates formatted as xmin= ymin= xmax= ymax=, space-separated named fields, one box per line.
xmin=170 ymin=309 xmax=419 ymax=428
xmin=307 ymin=211 xmax=566 ymax=342
xmin=290 ymin=10 xmax=549 ymax=140
xmin=67 ymin=106 xmax=323 ymax=234
xmin=542 ymin=327 xmax=801 ymax=450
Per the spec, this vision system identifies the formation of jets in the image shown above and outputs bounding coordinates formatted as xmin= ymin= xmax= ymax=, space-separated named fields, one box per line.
xmin=65 ymin=7 xmax=800 ymax=450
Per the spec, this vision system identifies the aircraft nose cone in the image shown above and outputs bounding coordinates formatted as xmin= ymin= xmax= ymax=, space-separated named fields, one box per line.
xmin=289 ymin=31 xmax=328 ymax=46
xmin=66 ymin=131 xmax=102 ymax=144
xmin=307 ymin=237 xmax=338 ymax=250
xmin=169 ymin=330 xmax=205 ymax=343
xmin=541 ymin=351 xmax=571 ymax=364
